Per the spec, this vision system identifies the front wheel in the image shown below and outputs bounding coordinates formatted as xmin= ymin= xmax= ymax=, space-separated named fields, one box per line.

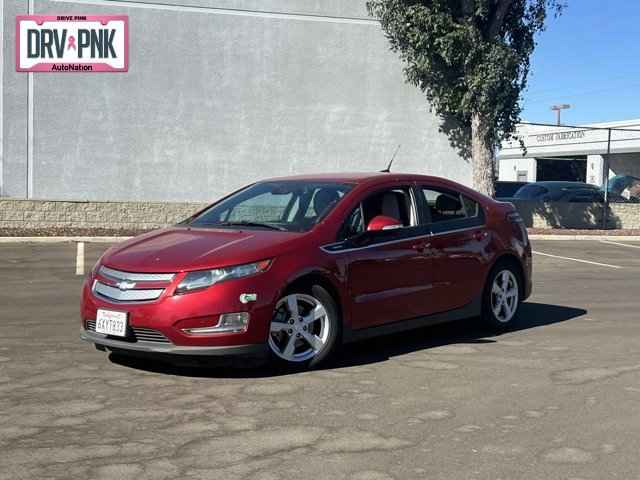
xmin=482 ymin=264 xmax=521 ymax=329
xmin=268 ymin=286 xmax=340 ymax=368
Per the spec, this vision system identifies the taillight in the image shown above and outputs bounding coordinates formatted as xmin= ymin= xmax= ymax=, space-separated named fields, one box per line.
xmin=506 ymin=211 xmax=528 ymax=243
xmin=506 ymin=211 xmax=523 ymax=224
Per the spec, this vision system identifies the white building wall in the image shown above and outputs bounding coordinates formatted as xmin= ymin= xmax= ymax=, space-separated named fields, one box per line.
xmin=500 ymin=120 xmax=640 ymax=160
xmin=586 ymin=155 xmax=604 ymax=186
xmin=498 ymin=157 xmax=536 ymax=182
xmin=499 ymin=119 xmax=640 ymax=187
xmin=586 ymin=153 xmax=640 ymax=187
xmin=1 ymin=0 xmax=470 ymax=202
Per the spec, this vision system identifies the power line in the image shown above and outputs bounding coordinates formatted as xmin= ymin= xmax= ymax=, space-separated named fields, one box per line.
xmin=524 ymin=81 xmax=640 ymax=103
xmin=518 ymin=121 xmax=640 ymax=132
xmin=524 ymin=70 xmax=640 ymax=97
xmin=523 ymin=71 xmax=637 ymax=98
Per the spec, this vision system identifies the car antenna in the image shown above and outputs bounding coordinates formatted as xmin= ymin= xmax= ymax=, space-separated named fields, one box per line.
xmin=380 ymin=145 xmax=401 ymax=173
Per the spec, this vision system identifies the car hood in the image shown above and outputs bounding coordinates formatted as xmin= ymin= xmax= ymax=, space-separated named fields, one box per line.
xmin=101 ymin=227 xmax=307 ymax=273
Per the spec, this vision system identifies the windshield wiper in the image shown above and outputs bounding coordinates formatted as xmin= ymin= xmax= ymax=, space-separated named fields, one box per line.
xmin=214 ymin=221 xmax=287 ymax=231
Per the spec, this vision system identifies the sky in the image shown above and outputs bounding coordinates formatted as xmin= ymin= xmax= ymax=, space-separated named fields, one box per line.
xmin=520 ymin=0 xmax=640 ymax=126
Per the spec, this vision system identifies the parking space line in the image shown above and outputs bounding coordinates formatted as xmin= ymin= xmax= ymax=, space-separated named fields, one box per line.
xmin=599 ymin=239 xmax=640 ymax=250
xmin=76 ymin=242 xmax=85 ymax=275
xmin=532 ymin=250 xmax=622 ymax=269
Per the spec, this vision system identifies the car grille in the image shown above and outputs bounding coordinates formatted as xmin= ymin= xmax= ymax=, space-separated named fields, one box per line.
xmin=92 ymin=266 xmax=175 ymax=303
xmin=93 ymin=282 xmax=164 ymax=302
xmin=85 ymin=320 xmax=171 ymax=344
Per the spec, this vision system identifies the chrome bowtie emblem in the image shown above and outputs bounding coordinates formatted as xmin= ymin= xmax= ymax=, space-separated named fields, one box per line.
xmin=116 ymin=280 xmax=136 ymax=291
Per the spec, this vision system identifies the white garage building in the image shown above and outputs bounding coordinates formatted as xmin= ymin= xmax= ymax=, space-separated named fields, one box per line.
xmin=498 ymin=119 xmax=640 ymax=187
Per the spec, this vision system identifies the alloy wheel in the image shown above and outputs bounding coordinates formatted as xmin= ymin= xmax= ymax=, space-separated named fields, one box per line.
xmin=491 ymin=270 xmax=519 ymax=323
xmin=268 ymin=293 xmax=330 ymax=362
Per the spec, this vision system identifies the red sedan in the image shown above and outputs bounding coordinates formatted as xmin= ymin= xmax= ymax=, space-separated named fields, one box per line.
xmin=81 ymin=173 xmax=532 ymax=368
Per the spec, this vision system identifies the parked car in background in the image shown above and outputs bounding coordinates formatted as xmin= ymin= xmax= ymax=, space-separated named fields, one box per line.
xmin=513 ymin=181 xmax=604 ymax=203
xmin=608 ymin=175 xmax=640 ymax=203
xmin=495 ymin=181 xmax=529 ymax=199
xmin=81 ymin=173 xmax=532 ymax=368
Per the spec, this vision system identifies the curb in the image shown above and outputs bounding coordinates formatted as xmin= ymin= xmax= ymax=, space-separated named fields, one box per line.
xmin=529 ymin=235 xmax=640 ymax=241
xmin=0 ymin=236 xmax=132 ymax=243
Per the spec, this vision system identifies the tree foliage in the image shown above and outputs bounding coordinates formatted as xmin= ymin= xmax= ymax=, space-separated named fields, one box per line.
xmin=367 ymin=0 xmax=564 ymax=152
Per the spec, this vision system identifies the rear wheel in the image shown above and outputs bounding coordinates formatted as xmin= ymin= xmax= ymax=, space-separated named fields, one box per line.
xmin=268 ymin=286 xmax=340 ymax=368
xmin=482 ymin=263 xmax=521 ymax=328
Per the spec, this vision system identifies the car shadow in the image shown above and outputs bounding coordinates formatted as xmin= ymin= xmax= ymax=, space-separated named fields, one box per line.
xmin=331 ymin=302 xmax=586 ymax=369
xmin=108 ymin=302 xmax=586 ymax=378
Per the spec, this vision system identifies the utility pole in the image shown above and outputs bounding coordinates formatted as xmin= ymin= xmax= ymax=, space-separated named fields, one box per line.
xmin=551 ymin=104 xmax=571 ymax=125
xmin=601 ymin=128 xmax=612 ymax=229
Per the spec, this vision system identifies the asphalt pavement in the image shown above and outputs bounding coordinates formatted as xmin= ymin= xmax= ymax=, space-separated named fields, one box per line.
xmin=1 ymin=239 xmax=639 ymax=480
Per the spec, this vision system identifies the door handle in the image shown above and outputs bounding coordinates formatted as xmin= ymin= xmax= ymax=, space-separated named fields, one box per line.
xmin=412 ymin=241 xmax=431 ymax=253
xmin=473 ymin=230 xmax=487 ymax=241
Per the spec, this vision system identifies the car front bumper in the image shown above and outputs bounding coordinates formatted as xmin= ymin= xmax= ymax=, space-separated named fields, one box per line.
xmin=80 ymin=264 xmax=284 ymax=351
xmin=80 ymin=328 xmax=268 ymax=357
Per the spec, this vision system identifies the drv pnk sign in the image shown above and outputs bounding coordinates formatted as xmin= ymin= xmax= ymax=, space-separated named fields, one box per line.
xmin=16 ymin=15 xmax=128 ymax=72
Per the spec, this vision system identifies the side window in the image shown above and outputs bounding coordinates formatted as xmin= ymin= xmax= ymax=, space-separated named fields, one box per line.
xmin=461 ymin=195 xmax=480 ymax=218
xmin=420 ymin=186 xmax=484 ymax=232
xmin=421 ymin=188 xmax=465 ymax=223
xmin=338 ymin=187 xmax=415 ymax=241
xmin=362 ymin=187 xmax=414 ymax=227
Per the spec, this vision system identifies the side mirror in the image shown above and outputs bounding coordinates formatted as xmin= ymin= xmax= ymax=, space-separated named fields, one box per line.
xmin=367 ymin=215 xmax=403 ymax=232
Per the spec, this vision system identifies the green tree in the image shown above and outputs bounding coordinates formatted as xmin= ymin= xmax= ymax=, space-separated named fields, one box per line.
xmin=367 ymin=0 xmax=563 ymax=196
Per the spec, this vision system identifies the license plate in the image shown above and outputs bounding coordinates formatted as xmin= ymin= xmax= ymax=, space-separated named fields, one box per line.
xmin=95 ymin=309 xmax=128 ymax=337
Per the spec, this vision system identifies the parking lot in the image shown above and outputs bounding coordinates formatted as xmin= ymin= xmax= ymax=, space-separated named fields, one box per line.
xmin=1 ymin=238 xmax=640 ymax=480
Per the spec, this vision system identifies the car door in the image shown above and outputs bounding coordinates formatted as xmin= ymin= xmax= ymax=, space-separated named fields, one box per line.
xmin=338 ymin=185 xmax=435 ymax=329
xmin=417 ymin=185 xmax=488 ymax=314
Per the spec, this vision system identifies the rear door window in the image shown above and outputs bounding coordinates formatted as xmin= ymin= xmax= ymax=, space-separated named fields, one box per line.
xmin=419 ymin=186 xmax=484 ymax=234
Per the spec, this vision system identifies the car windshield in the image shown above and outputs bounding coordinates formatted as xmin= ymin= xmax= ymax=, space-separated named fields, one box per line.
xmin=187 ymin=181 xmax=353 ymax=232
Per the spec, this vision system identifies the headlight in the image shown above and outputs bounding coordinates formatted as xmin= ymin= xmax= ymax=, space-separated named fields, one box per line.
xmin=91 ymin=252 xmax=106 ymax=275
xmin=175 ymin=259 xmax=272 ymax=294
xmin=91 ymin=246 xmax=115 ymax=276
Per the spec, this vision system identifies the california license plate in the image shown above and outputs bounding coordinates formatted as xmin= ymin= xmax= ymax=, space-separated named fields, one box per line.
xmin=95 ymin=309 xmax=128 ymax=337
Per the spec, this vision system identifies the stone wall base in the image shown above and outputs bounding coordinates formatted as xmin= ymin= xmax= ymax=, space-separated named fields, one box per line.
xmin=511 ymin=200 xmax=640 ymax=230
xmin=0 ymin=199 xmax=206 ymax=235
xmin=0 ymin=199 xmax=639 ymax=235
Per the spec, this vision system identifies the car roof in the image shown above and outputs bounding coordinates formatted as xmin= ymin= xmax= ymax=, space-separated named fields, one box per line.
xmin=259 ymin=172 xmax=460 ymax=186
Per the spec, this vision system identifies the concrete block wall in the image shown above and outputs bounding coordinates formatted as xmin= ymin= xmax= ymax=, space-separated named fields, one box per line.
xmin=0 ymin=199 xmax=638 ymax=234
xmin=511 ymin=200 xmax=640 ymax=230
xmin=0 ymin=199 xmax=206 ymax=233
xmin=611 ymin=203 xmax=640 ymax=229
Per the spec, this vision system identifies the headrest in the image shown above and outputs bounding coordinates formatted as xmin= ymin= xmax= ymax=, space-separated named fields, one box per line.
xmin=381 ymin=193 xmax=401 ymax=220
xmin=313 ymin=188 xmax=340 ymax=217
xmin=435 ymin=194 xmax=461 ymax=212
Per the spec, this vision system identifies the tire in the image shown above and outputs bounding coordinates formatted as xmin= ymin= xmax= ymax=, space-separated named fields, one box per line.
xmin=482 ymin=261 xmax=522 ymax=329
xmin=267 ymin=285 xmax=341 ymax=369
